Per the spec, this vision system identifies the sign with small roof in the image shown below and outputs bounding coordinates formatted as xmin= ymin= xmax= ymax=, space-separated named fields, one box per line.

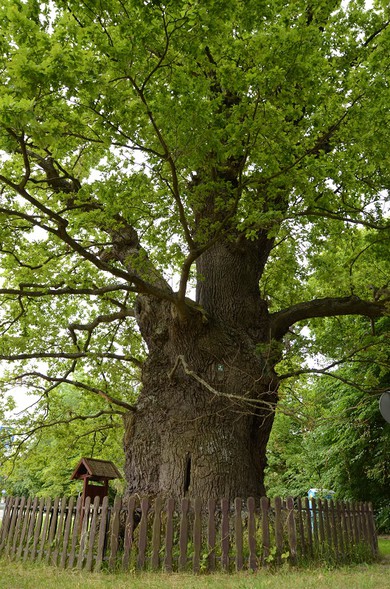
xmin=71 ymin=457 xmax=122 ymax=506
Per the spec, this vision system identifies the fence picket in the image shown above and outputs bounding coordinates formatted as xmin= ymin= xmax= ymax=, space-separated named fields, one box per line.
xmin=274 ymin=497 xmax=284 ymax=565
xmin=247 ymin=497 xmax=257 ymax=571
xmin=51 ymin=497 xmax=66 ymax=566
xmin=45 ymin=497 xmax=60 ymax=565
xmin=286 ymin=497 xmax=297 ymax=565
xmin=60 ymin=496 xmax=75 ymax=569
xmin=16 ymin=497 xmax=32 ymax=560
xmin=221 ymin=498 xmax=230 ymax=572
xmin=23 ymin=497 xmax=38 ymax=562
xmin=37 ymin=498 xmax=52 ymax=562
xmin=234 ymin=497 xmax=243 ymax=571
xmin=5 ymin=497 xmax=21 ymax=557
xmin=77 ymin=496 xmax=91 ymax=570
xmin=137 ymin=496 xmax=149 ymax=570
xmin=95 ymin=495 xmax=109 ymax=571
xmin=207 ymin=498 xmax=216 ymax=572
xmin=10 ymin=496 xmax=26 ymax=559
xmin=151 ymin=496 xmax=163 ymax=571
xmin=304 ymin=498 xmax=313 ymax=557
xmin=178 ymin=497 xmax=189 ymax=571
xmin=367 ymin=502 xmax=378 ymax=557
xmin=317 ymin=499 xmax=325 ymax=551
xmin=323 ymin=500 xmax=332 ymax=552
xmin=121 ymin=496 xmax=136 ymax=571
xmin=344 ymin=501 xmax=353 ymax=550
xmin=351 ymin=501 xmax=358 ymax=544
xmin=85 ymin=496 xmax=100 ymax=572
xmin=31 ymin=498 xmax=45 ymax=561
xmin=164 ymin=497 xmax=175 ymax=572
xmin=68 ymin=496 xmax=82 ymax=569
xmin=296 ymin=498 xmax=305 ymax=558
xmin=192 ymin=497 xmax=202 ymax=573
xmin=108 ymin=495 xmax=122 ymax=570
xmin=336 ymin=501 xmax=345 ymax=559
xmin=311 ymin=498 xmax=319 ymax=548
xmin=330 ymin=500 xmax=338 ymax=559
xmin=260 ymin=496 xmax=270 ymax=566
xmin=0 ymin=497 xmax=13 ymax=549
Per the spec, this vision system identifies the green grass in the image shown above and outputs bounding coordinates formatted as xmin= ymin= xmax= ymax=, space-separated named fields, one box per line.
xmin=0 ymin=560 xmax=389 ymax=589
xmin=378 ymin=537 xmax=390 ymax=558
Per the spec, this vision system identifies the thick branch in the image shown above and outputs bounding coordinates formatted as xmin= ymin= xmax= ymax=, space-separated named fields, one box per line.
xmin=14 ymin=372 xmax=136 ymax=412
xmin=0 ymin=351 xmax=142 ymax=367
xmin=292 ymin=208 xmax=389 ymax=230
xmin=0 ymin=283 xmax=136 ymax=297
xmin=270 ymin=295 xmax=388 ymax=340
xmin=0 ymin=200 xmax=175 ymax=303
xmin=69 ymin=308 xmax=135 ymax=331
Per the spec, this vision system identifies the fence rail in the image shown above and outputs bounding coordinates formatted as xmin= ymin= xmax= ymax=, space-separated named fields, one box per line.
xmin=0 ymin=495 xmax=378 ymax=572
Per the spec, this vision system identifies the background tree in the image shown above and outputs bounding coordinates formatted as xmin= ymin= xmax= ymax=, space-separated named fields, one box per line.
xmin=0 ymin=0 xmax=389 ymax=501
xmin=1 ymin=386 xmax=125 ymax=497
xmin=265 ymin=317 xmax=390 ymax=529
xmin=265 ymin=229 xmax=390 ymax=529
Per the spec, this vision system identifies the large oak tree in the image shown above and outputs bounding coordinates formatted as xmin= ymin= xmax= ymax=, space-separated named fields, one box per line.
xmin=0 ymin=0 xmax=389 ymax=501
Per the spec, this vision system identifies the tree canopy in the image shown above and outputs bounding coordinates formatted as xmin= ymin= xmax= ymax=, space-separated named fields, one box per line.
xmin=0 ymin=0 xmax=389 ymax=501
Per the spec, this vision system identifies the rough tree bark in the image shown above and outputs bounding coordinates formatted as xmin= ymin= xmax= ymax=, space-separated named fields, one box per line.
xmin=123 ymin=237 xmax=279 ymax=502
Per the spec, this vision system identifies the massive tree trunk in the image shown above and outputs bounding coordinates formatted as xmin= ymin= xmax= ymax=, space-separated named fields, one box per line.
xmin=124 ymin=238 xmax=279 ymax=502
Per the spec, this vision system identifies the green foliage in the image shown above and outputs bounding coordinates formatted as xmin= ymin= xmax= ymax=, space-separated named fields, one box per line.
xmin=266 ymin=316 xmax=390 ymax=531
xmin=1 ymin=386 xmax=125 ymax=497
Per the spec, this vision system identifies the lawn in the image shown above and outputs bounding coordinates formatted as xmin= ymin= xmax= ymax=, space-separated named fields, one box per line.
xmin=0 ymin=537 xmax=388 ymax=589
xmin=378 ymin=537 xmax=390 ymax=558
xmin=0 ymin=559 xmax=389 ymax=589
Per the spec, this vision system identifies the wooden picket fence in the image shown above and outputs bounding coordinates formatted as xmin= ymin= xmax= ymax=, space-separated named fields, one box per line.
xmin=0 ymin=495 xmax=378 ymax=572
